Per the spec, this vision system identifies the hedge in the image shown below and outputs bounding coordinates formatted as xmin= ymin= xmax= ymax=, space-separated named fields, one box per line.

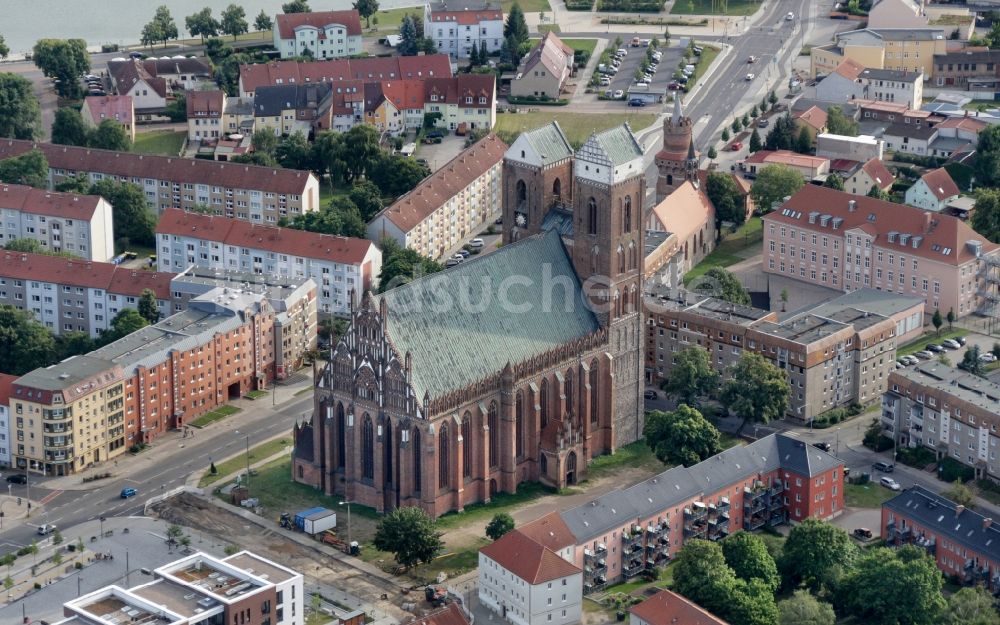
xmin=811 ymin=403 xmax=864 ymax=428
xmin=565 ymin=0 xmax=594 ymax=9
xmin=596 ymin=0 xmax=663 ymax=11
xmin=506 ymin=96 xmax=570 ymax=106
xmin=939 ymin=457 xmax=975 ymax=483
xmin=889 ymin=152 xmax=946 ymax=168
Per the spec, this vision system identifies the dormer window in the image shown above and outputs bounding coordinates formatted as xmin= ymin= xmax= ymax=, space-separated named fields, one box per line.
xmin=465 ymin=96 xmax=473 ymax=104
xmin=479 ymin=96 xmax=487 ymax=104
xmin=431 ymin=94 xmax=438 ymax=102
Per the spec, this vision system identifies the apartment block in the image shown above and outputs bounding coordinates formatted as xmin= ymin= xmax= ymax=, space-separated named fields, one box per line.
xmin=56 ymin=550 xmax=303 ymax=625
xmin=10 ymin=286 xmax=278 ymax=475
xmin=424 ymin=1 xmax=504 ymax=59
xmin=0 ymin=374 xmax=14 ymax=468
xmin=0 ymin=140 xmax=320 ymax=224
xmin=368 ymin=134 xmax=506 ymax=260
xmin=932 ymin=49 xmax=1000 ymax=94
xmin=883 ymin=486 xmax=1000 ymax=592
xmin=644 ymin=287 xmax=922 ymax=422
xmin=816 ymin=59 xmax=923 ymax=108
xmin=762 ymin=185 xmax=1000 ymax=315
xmin=882 ymin=363 xmax=1000 ymax=480
xmin=0 ymin=183 xmax=114 ymax=262
xmin=156 ymin=209 xmax=381 ymax=317
xmin=811 ymin=28 xmax=947 ymax=79
xmin=0 ymin=251 xmax=173 ymax=338
xmin=273 ymin=9 xmax=363 ymax=60
xmin=509 ymin=434 xmax=843 ymax=593
xmin=186 ymin=90 xmax=226 ymax=142
xmin=169 ymin=266 xmax=318 ymax=379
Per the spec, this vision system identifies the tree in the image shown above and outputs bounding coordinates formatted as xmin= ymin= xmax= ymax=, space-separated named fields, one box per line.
xmin=399 ymin=15 xmax=419 ymax=56
xmin=721 ymin=352 xmax=789 ymax=434
xmin=354 ymin=0 xmax=380 ymax=28
xmin=89 ymin=119 xmax=131 ymax=151
xmin=165 ymin=93 xmax=187 ymax=122
xmin=373 ymin=506 xmax=442 ymax=569
xmin=721 ymin=128 xmax=730 ymax=142
xmin=143 ymin=6 xmax=179 ymax=48
xmin=944 ymin=481 xmax=976 ymax=508
xmin=286 ymin=196 xmax=366 ymax=237
xmin=780 ymin=288 xmax=789 ymax=311
xmin=282 ymin=0 xmax=311 ymax=13
xmin=348 ymin=180 xmax=384 ymax=221
xmin=692 ymin=267 xmax=750 ymax=306
xmin=706 ymin=172 xmax=745 ymax=227
xmin=972 ymin=188 xmax=1000 ymax=243
xmin=731 ymin=118 xmax=741 ymax=134
xmin=31 ymin=39 xmax=90 ymax=99
xmin=485 ymin=513 xmax=515 ymax=540
xmin=751 ymin=104 xmax=759 ymax=117
xmin=707 ymin=145 xmax=717 ymax=161
xmin=255 ymin=10 xmax=274 ymax=33
xmin=644 ymin=405 xmax=722 ymax=467
xmin=768 ymin=90 xmax=778 ymax=108
xmin=51 ymin=108 xmax=90 ymax=146
xmin=780 ymin=517 xmax=857 ymax=592
xmin=778 ymin=590 xmax=835 ymax=625
xmin=505 ymin=3 xmax=530 ymax=49
xmin=89 ymin=180 xmax=156 ymax=246
xmin=220 ymin=5 xmax=249 ymax=41
xmin=100 ymin=308 xmax=150 ymax=345
xmin=205 ymin=37 xmax=231 ymax=63
xmin=0 ymin=73 xmax=41 ymax=140
xmin=369 ymin=154 xmax=430 ymax=197
xmin=945 ymin=586 xmax=1000 ymax=625
xmin=932 ymin=309 xmax=943 ymax=335
xmin=214 ymin=52 xmax=254 ymax=95
xmin=976 ymin=125 xmax=1000 ymax=187
xmin=276 ymin=131 xmax=313 ymax=170
xmin=0 ymin=150 xmax=48 ymax=188
xmin=837 ymin=546 xmax=945 ymax=625
xmin=764 ymin=114 xmax=796 ymax=151
xmin=0 ymin=305 xmax=56 ymax=374
xmin=722 ymin=532 xmax=779 ymax=592
xmin=56 ymin=331 xmax=95 ymax=361
xmin=947 ymin=308 xmax=956 ymax=330
xmin=138 ymin=289 xmax=160 ymax=324
xmin=824 ymin=173 xmax=845 ymax=190
xmin=672 ymin=540 xmax=738 ymax=617
xmin=251 ymin=128 xmax=279 ymax=157
xmin=750 ymin=164 xmax=803 ymax=213
xmin=0 ymin=35 xmax=8 ymax=59
xmin=795 ymin=126 xmax=813 ymax=154
xmin=728 ymin=578 xmax=780 ymax=625
xmin=960 ymin=345 xmax=984 ymax=375
xmin=826 ymin=105 xmax=859 ymax=136
xmin=185 ymin=8 xmax=219 ymax=44
xmin=4 ymin=238 xmax=72 ymax=258
xmin=748 ymin=127 xmax=762 ymax=153
xmin=378 ymin=238 xmax=443 ymax=292
xmin=867 ymin=184 xmax=890 ymax=201
xmin=661 ymin=346 xmax=718 ymax=406
xmin=55 ymin=174 xmax=90 ymax=194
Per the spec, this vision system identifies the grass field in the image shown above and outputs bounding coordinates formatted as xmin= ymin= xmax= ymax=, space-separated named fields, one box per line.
xmin=502 ymin=0 xmax=551 ymax=12
xmin=670 ymin=0 xmax=762 ymax=15
xmin=133 ymin=130 xmax=186 ymax=156
xmin=494 ymin=112 xmax=657 ymax=148
xmin=683 ymin=217 xmax=763 ymax=284
xmin=189 ymin=405 xmax=242 ymax=429
xmin=689 ymin=44 xmax=720 ymax=86
xmin=845 ymin=482 xmax=896 ymax=508
xmin=897 ymin=328 xmax=968 ymax=357
xmin=200 ymin=437 xmax=292 ymax=487
xmin=365 ymin=7 xmax=422 ymax=36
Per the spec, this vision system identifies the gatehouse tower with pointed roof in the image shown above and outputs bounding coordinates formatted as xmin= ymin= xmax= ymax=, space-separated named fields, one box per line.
xmin=655 ymin=95 xmax=698 ymax=202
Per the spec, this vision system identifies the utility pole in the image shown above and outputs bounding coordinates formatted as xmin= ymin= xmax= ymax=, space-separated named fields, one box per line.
xmin=245 ymin=435 xmax=251 ymax=498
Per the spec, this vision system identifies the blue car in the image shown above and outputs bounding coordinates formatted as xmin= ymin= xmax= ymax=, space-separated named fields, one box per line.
xmin=120 ymin=487 xmax=137 ymax=499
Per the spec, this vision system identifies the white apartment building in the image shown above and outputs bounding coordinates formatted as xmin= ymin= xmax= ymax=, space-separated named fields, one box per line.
xmin=479 ymin=530 xmax=583 ymax=625
xmin=0 ymin=183 xmax=114 ymax=262
xmin=425 ymin=1 xmax=504 ymax=59
xmin=273 ymin=10 xmax=364 ymax=60
xmin=368 ymin=134 xmax=506 ymax=260
xmin=157 ymin=209 xmax=382 ymax=317
xmin=0 ymin=375 xmax=12 ymax=467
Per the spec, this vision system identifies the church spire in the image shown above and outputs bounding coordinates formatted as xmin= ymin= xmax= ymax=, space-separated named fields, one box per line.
xmin=672 ymin=94 xmax=683 ymax=126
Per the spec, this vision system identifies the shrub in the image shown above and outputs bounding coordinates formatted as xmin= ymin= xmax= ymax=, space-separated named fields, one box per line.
xmin=896 ymin=446 xmax=936 ymax=468
xmin=939 ymin=457 xmax=975 ymax=483
xmin=565 ymin=0 xmax=593 ymax=9
xmin=596 ymin=0 xmax=663 ymax=11
xmin=74 ymin=562 xmax=83 ymax=570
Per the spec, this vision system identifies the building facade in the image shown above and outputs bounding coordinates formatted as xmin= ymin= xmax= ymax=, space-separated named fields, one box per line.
xmin=56 ymin=551 xmax=303 ymax=625
xmin=424 ymin=1 xmax=504 ymax=59
xmin=186 ymin=90 xmax=226 ymax=141
xmin=644 ymin=181 xmax=716 ymax=288
xmin=511 ymin=32 xmax=575 ymax=100
xmin=843 ymin=158 xmax=895 ymax=196
xmin=905 ymin=167 xmax=961 ymax=213
xmin=156 ymin=209 xmax=381 ymax=317
xmin=932 ymin=50 xmax=1000 ymax=94
xmin=811 ymin=28 xmax=947 ymax=79
xmin=0 ymin=374 xmax=14 ymax=468
xmin=273 ymin=10 xmax=364 ymax=59
xmin=762 ymin=185 xmax=1000 ymax=315
xmin=741 ymin=150 xmax=830 ymax=182
xmin=0 ymin=183 xmax=115 ymax=262
xmin=254 ymin=84 xmax=334 ymax=138
xmin=0 ymin=140 xmax=320 ymax=224
xmin=292 ymin=123 xmax=646 ymax=519
xmin=80 ymin=95 xmax=135 ymax=143
xmin=368 ymin=134 xmax=506 ymax=260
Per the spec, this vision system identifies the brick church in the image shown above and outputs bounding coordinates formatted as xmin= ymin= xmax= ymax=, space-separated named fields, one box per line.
xmin=292 ymin=122 xmax=647 ymax=518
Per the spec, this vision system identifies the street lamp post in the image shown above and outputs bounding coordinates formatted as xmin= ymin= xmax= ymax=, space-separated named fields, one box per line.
xmin=339 ymin=501 xmax=352 ymax=549
xmin=100 ymin=516 xmax=106 ymax=538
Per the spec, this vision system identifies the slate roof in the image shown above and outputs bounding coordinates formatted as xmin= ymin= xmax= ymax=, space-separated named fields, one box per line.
xmin=254 ymin=83 xmax=333 ymax=117
xmin=860 ymin=68 xmax=922 ymax=82
xmin=540 ymin=205 xmax=574 ymax=238
xmin=375 ymin=228 xmax=599 ymax=399
xmin=479 ymin=530 xmax=581 ymax=584
xmin=588 ymin=124 xmax=643 ymax=167
xmin=885 ymin=485 xmax=1000 ymax=562
xmin=557 ymin=434 xmax=839 ymax=542
xmin=521 ymin=121 xmax=574 ymax=163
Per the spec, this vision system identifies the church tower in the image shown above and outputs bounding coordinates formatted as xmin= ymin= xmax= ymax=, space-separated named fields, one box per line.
xmin=501 ymin=122 xmax=575 ymax=244
xmin=655 ymin=95 xmax=698 ymax=202
xmin=571 ymin=124 xmax=645 ymax=446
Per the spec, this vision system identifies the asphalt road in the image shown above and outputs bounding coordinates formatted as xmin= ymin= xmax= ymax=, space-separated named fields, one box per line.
xmin=0 ymin=393 xmax=314 ymax=553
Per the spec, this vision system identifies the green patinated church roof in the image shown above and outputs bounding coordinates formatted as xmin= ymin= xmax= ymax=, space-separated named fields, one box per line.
xmin=522 ymin=121 xmax=574 ymax=163
xmin=590 ymin=124 xmax=644 ymax=167
xmin=376 ymin=229 xmax=599 ymax=400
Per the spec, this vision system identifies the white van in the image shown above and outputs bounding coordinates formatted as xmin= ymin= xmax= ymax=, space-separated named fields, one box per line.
xmin=470 ymin=238 xmax=485 ymax=249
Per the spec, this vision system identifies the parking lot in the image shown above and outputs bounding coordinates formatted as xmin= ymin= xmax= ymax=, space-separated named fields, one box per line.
xmin=601 ymin=43 xmax=683 ymax=103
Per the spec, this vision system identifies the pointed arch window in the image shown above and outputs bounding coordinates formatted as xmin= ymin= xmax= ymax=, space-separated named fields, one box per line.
xmin=587 ymin=197 xmax=597 ymax=235
xmin=515 ymin=391 xmax=524 ymax=458
xmin=624 ymin=196 xmax=632 ymax=233
xmin=412 ymin=427 xmax=422 ymax=491
xmin=565 ymin=370 xmax=574 ymax=422
xmin=439 ymin=425 xmax=450 ymax=489
xmin=589 ymin=360 xmax=599 ymax=424
xmin=361 ymin=414 xmax=374 ymax=480
xmin=488 ymin=401 xmax=499 ymax=469
xmin=540 ymin=379 xmax=549 ymax=428
xmin=336 ymin=402 xmax=346 ymax=468
xmin=617 ymin=245 xmax=625 ymax=274
xmin=462 ymin=412 xmax=472 ymax=478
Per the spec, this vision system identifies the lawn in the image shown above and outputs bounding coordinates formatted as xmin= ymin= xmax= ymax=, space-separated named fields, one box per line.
xmin=584 ymin=440 xmax=663 ymax=481
xmin=502 ymin=0 xmax=551 ymax=12
xmin=528 ymin=37 xmax=597 ymax=56
xmin=494 ymin=112 xmax=657 ymax=149
xmin=683 ymin=217 xmax=763 ymax=284
xmin=845 ymin=482 xmax=896 ymax=508
xmin=189 ymin=405 xmax=242 ymax=429
xmin=688 ymin=44 xmax=720 ymax=86
xmin=200 ymin=437 xmax=293 ymax=487
xmin=670 ymin=0 xmax=763 ymax=16
xmin=243 ymin=390 xmax=269 ymax=400
xmin=133 ymin=130 xmax=186 ymax=156
xmin=365 ymin=7 xmax=422 ymax=37
xmin=434 ymin=481 xmax=560 ymax=530
xmin=896 ymin=327 xmax=968 ymax=357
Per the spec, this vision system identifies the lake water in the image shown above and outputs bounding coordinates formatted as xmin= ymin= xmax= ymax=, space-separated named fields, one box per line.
xmin=2 ymin=0 xmax=420 ymax=56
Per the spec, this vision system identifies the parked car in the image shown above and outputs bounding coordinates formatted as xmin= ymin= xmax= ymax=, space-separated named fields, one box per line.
xmin=853 ymin=528 xmax=873 ymax=539
xmin=445 ymin=258 xmax=462 ymax=267
xmin=872 ymin=461 xmax=894 ymax=473
xmin=668 ymin=81 xmax=682 ymax=90
xmin=747 ymin=55 xmax=757 ymax=63
xmin=914 ymin=350 xmax=934 ymax=360
xmin=903 ymin=355 xmax=919 ymax=365
xmin=470 ymin=238 xmax=484 ymax=249
xmin=635 ymin=81 xmax=650 ymax=88
xmin=880 ymin=476 xmax=901 ymax=491
xmin=613 ymin=90 xmax=624 ymax=99
xmin=981 ymin=352 xmax=998 ymax=363
xmin=6 ymin=474 xmax=27 ymax=484
xmin=786 ymin=11 xmax=795 ymax=20
xmin=121 ymin=487 xmax=138 ymax=499
xmin=616 ymin=48 xmax=628 ymax=56
xmin=942 ymin=339 xmax=961 ymax=349
xmin=758 ymin=118 xmax=769 ymax=127
xmin=812 ymin=442 xmax=832 ymax=452
xmin=957 ymin=336 xmax=967 ymax=346
xmin=456 ymin=249 xmax=470 ymax=259
xmin=628 ymin=99 xmax=647 ymax=107
xmin=729 ymin=141 xmax=743 ymax=151
xmin=926 ymin=343 xmax=944 ymax=353
xmin=599 ymin=77 xmax=611 ymax=86
xmin=644 ymin=390 xmax=658 ymax=400
xmin=897 ymin=358 xmax=911 ymax=367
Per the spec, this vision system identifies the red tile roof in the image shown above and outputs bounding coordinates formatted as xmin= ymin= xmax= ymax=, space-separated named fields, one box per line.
xmin=408 ymin=603 xmax=470 ymax=625
xmin=744 ymin=149 xmax=828 ymax=169
xmin=276 ymin=10 xmax=363 ymax=39
xmin=479 ymin=530 xmax=580 ymax=584
xmin=920 ymin=167 xmax=961 ymax=200
xmin=0 ymin=373 xmax=20 ymax=405
xmin=517 ymin=512 xmax=577 ymax=552
xmin=380 ymin=80 xmax=428 ymax=111
xmin=793 ymin=105 xmax=828 ymax=131
xmin=938 ymin=116 xmax=990 ymax=133
xmin=0 ymin=182 xmax=103 ymax=220
xmin=375 ymin=134 xmax=506 ymax=232
xmin=630 ymin=590 xmax=730 ymax=625
xmin=860 ymin=158 xmax=894 ymax=190
xmin=107 ymin=268 xmax=174 ymax=299
xmin=424 ymin=74 xmax=496 ymax=105
xmin=429 ymin=5 xmax=503 ymax=25
xmin=521 ymin=31 xmax=574 ymax=79
xmin=83 ymin=95 xmax=134 ymax=127
xmin=768 ymin=185 xmax=997 ymax=265
xmin=651 ymin=181 xmax=715 ymax=241
xmin=156 ymin=209 xmax=375 ymax=265
xmin=832 ymin=57 xmax=866 ymax=80
xmin=0 ymin=140 xmax=315 ymax=196
xmin=239 ymin=55 xmax=453 ymax=96
xmin=187 ymin=90 xmax=225 ymax=118
xmin=0 ymin=251 xmax=177 ymax=297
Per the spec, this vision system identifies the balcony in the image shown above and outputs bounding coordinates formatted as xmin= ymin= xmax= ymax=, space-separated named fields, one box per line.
xmin=769 ymin=482 xmax=784 ymax=497
xmin=744 ymin=514 xmax=766 ymax=531
xmin=684 ymin=518 xmax=708 ymax=539
xmin=623 ymin=560 xmax=645 ymax=579
xmin=914 ymin=535 xmax=935 ymax=555
xmin=622 ymin=530 xmax=643 ymax=549
xmin=684 ymin=502 xmax=707 ymax=521
xmin=42 ymin=409 xmax=70 ymax=422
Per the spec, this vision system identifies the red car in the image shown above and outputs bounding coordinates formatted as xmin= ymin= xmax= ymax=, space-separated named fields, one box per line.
xmin=729 ymin=141 xmax=743 ymax=151
xmin=667 ymin=81 xmax=682 ymax=90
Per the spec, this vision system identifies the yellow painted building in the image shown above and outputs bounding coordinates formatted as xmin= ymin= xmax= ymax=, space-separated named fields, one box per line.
xmin=811 ymin=28 xmax=947 ymax=78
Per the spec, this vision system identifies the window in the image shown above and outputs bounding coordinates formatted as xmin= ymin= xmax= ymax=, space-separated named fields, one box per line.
xmin=587 ymin=198 xmax=597 ymax=235
xmin=361 ymin=414 xmax=374 ymax=480
xmin=623 ymin=196 xmax=632 ymax=233
xmin=488 ymin=401 xmax=499 ymax=468
xmin=439 ymin=425 xmax=450 ymax=489
xmin=463 ymin=413 xmax=472 ymax=476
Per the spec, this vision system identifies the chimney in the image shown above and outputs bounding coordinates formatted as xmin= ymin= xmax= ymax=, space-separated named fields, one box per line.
xmin=924 ymin=211 xmax=932 ymax=233
xmin=957 ymin=504 xmax=965 ymax=517
xmin=985 ymin=518 xmax=993 ymax=530
xmin=848 ymin=199 xmax=857 ymax=212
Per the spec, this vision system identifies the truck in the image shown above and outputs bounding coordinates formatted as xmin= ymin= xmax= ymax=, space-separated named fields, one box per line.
xmin=295 ymin=507 xmax=337 ymax=535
